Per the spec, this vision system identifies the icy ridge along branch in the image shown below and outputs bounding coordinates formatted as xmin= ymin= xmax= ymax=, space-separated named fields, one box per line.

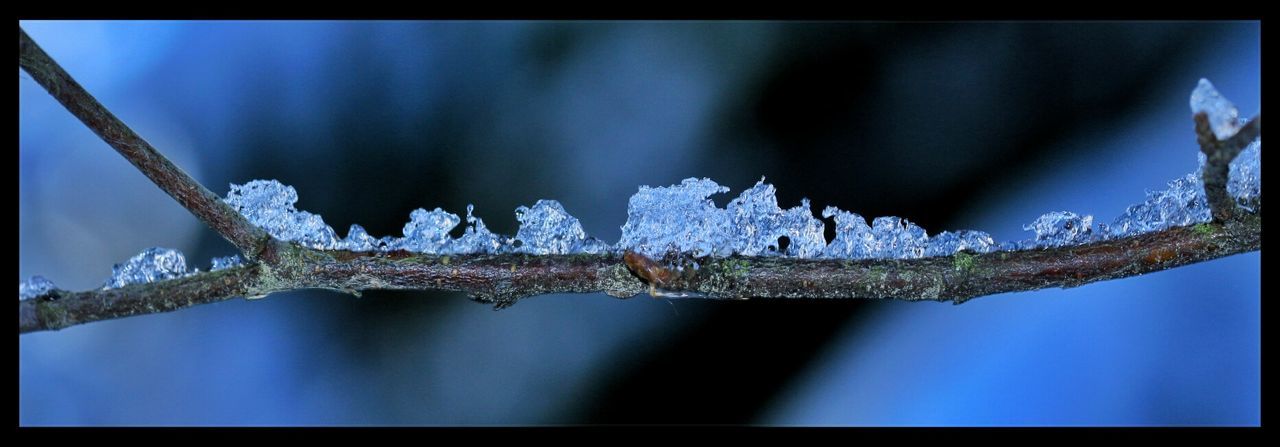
xmin=17 ymin=27 xmax=275 ymax=260
xmin=16 ymin=28 xmax=1261 ymax=334
xmin=18 ymin=216 xmax=1262 ymax=333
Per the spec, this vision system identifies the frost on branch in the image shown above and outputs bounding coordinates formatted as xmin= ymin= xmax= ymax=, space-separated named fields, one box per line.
xmin=1105 ymin=140 xmax=1260 ymax=238
xmin=222 ymin=181 xmax=610 ymax=256
xmin=1107 ymin=173 xmax=1211 ymax=238
xmin=217 ymin=176 xmax=1016 ymax=260
xmin=209 ymin=79 xmax=1258 ymax=262
xmin=393 ymin=208 xmax=462 ymax=254
xmin=1228 ymin=140 xmax=1261 ymax=211
xmin=513 ymin=200 xmax=608 ymax=255
xmin=210 ymin=255 xmax=243 ymax=271
xmin=220 ymin=153 xmax=1259 ymax=261
xmin=104 ymin=247 xmax=192 ymax=289
xmin=18 ymin=276 xmax=56 ymax=300
xmin=454 ymin=205 xmax=506 ymax=254
xmin=867 ymin=217 xmax=930 ymax=258
xmin=617 ymin=177 xmax=731 ymax=257
xmin=924 ymin=231 xmax=995 ymax=257
xmin=820 ymin=206 xmax=875 ymax=259
xmin=339 ymin=224 xmax=384 ymax=252
xmin=1024 ymin=211 xmax=1095 ymax=248
xmin=617 ymin=178 xmax=939 ymax=260
xmin=34 ymin=249 xmax=235 ymax=293
xmin=223 ymin=180 xmax=340 ymax=250
xmin=725 ymin=180 xmax=826 ymax=257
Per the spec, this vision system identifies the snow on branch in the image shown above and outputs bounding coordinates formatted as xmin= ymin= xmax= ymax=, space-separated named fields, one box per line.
xmin=17 ymin=27 xmax=1262 ymax=334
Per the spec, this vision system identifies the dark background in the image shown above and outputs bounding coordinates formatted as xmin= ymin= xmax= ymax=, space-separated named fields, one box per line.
xmin=19 ymin=21 xmax=1260 ymax=425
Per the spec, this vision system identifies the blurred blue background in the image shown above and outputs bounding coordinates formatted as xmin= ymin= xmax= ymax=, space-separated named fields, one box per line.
xmin=18 ymin=21 xmax=1259 ymax=426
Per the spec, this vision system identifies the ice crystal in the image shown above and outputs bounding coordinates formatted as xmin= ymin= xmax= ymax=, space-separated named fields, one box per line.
xmin=1101 ymin=81 xmax=1259 ymax=238
xmin=104 ymin=247 xmax=190 ymax=289
xmin=819 ymin=208 xmax=931 ymax=259
xmin=618 ymin=178 xmax=835 ymax=258
xmin=778 ymin=199 xmax=828 ymax=257
xmin=37 ymin=75 xmax=1257 ymax=302
xmin=723 ymin=180 xmax=827 ymax=257
xmin=724 ymin=181 xmax=781 ymax=256
xmin=340 ymin=224 xmax=382 ymax=252
xmin=618 ymin=178 xmax=732 ymax=257
xmin=1229 ymin=139 xmax=1262 ymax=211
xmin=221 ymin=85 xmax=1255 ymax=262
xmin=925 ymin=230 xmax=995 ymax=257
xmin=225 ymin=180 xmax=610 ymax=255
xmin=821 ymin=207 xmax=874 ymax=259
xmin=1190 ymin=79 xmax=1242 ymax=140
xmin=1024 ymin=211 xmax=1095 ymax=248
xmin=455 ymin=204 xmax=508 ymax=254
xmin=514 ymin=200 xmax=607 ymax=255
xmin=212 ymin=168 xmax=1257 ymax=260
xmin=19 ymin=276 xmax=56 ymax=300
xmin=210 ymin=255 xmax=243 ymax=271
xmin=224 ymin=180 xmax=340 ymax=250
xmin=1108 ymin=173 xmax=1211 ymax=238
xmin=220 ymin=177 xmax=1005 ymax=260
xmin=615 ymin=177 xmax=930 ymax=259
xmin=394 ymin=208 xmax=461 ymax=254
xmin=869 ymin=216 xmax=929 ymax=259
xmin=996 ymin=240 xmax=1028 ymax=252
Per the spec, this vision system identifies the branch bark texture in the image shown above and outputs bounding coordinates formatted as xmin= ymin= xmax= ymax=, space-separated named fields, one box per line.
xmin=17 ymin=27 xmax=273 ymax=258
xmin=19 ymin=213 xmax=1260 ymax=334
xmin=16 ymin=27 xmax=1263 ymax=334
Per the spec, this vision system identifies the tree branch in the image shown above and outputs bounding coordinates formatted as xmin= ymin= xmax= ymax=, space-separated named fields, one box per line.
xmin=19 ymin=265 xmax=270 ymax=333
xmin=17 ymin=27 xmax=274 ymax=259
xmin=19 ymin=213 xmax=1260 ymax=334
xmin=1196 ymin=112 xmax=1262 ymax=221
xmin=16 ymin=28 xmax=1263 ymax=334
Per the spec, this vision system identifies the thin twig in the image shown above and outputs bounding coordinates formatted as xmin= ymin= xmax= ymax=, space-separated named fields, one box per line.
xmin=1196 ymin=113 xmax=1262 ymax=221
xmin=19 ymin=265 xmax=268 ymax=333
xmin=18 ymin=214 xmax=1260 ymax=334
xmin=16 ymin=28 xmax=1263 ymax=334
xmin=17 ymin=27 xmax=274 ymax=259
